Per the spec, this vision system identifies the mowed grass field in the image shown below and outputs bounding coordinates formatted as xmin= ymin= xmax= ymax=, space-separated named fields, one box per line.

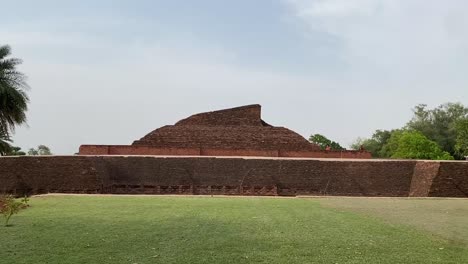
xmin=2 ymin=196 xmax=468 ymax=264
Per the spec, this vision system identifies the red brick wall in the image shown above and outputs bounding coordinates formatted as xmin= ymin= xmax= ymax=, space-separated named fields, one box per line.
xmin=79 ymin=145 xmax=371 ymax=159
xmin=429 ymin=162 xmax=468 ymax=197
xmin=175 ymin=104 xmax=263 ymax=127
xmin=79 ymin=145 xmax=201 ymax=156
xmin=108 ymin=146 xmax=200 ymax=156
xmin=200 ymin=148 xmax=279 ymax=157
xmin=1 ymin=156 xmax=466 ymax=197
xmin=279 ymin=150 xmax=372 ymax=159
xmin=409 ymin=161 xmax=440 ymax=197
xmin=79 ymin=145 xmax=110 ymax=155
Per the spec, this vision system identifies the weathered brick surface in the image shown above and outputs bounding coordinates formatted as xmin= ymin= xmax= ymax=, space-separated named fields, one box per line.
xmin=132 ymin=125 xmax=320 ymax=152
xmin=0 ymin=156 xmax=105 ymax=195
xmin=1 ymin=156 xmax=466 ymax=197
xmin=79 ymin=104 xmax=372 ymax=158
xmin=429 ymin=162 xmax=468 ymax=197
xmin=79 ymin=145 xmax=371 ymax=158
xmin=409 ymin=161 xmax=440 ymax=197
xmin=174 ymin=104 xmax=263 ymax=127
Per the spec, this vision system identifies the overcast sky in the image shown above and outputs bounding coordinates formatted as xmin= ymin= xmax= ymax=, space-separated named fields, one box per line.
xmin=2 ymin=0 xmax=468 ymax=154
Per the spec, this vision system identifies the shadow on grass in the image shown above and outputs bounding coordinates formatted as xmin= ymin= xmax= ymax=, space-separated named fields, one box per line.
xmin=1 ymin=196 xmax=468 ymax=264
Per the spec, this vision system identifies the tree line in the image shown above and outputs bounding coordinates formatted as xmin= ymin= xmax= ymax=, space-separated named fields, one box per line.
xmin=310 ymin=103 xmax=468 ymax=160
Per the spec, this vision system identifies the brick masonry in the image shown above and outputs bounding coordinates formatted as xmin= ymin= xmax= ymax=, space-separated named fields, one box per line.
xmin=79 ymin=145 xmax=372 ymax=158
xmin=78 ymin=104 xmax=372 ymax=159
xmin=1 ymin=156 xmax=466 ymax=197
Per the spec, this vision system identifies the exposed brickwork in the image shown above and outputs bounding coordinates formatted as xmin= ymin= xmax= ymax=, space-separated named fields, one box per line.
xmin=279 ymin=150 xmax=372 ymax=159
xmin=409 ymin=161 xmax=440 ymax=197
xmin=132 ymin=126 xmax=320 ymax=152
xmin=133 ymin=105 xmax=320 ymax=152
xmin=174 ymin=104 xmax=263 ymax=127
xmin=0 ymin=156 xmax=104 ymax=195
xmin=429 ymin=162 xmax=468 ymax=197
xmin=79 ymin=104 xmax=372 ymax=158
xmin=79 ymin=145 xmax=371 ymax=158
xmin=1 ymin=156 xmax=466 ymax=197
xmin=79 ymin=145 xmax=200 ymax=156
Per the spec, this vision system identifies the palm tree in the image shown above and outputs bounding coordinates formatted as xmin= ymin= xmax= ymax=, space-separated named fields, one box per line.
xmin=0 ymin=125 xmax=12 ymax=155
xmin=0 ymin=45 xmax=29 ymax=155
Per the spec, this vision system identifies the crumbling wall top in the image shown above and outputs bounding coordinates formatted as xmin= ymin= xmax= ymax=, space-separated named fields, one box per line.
xmin=175 ymin=104 xmax=268 ymax=127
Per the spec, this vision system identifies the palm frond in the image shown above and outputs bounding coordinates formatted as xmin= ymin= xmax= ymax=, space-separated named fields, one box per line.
xmin=0 ymin=45 xmax=11 ymax=60
xmin=0 ymin=125 xmax=12 ymax=155
xmin=0 ymin=44 xmax=30 ymax=134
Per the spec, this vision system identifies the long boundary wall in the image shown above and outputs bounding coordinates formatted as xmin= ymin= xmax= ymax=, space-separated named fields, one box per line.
xmin=0 ymin=156 xmax=467 ymax=197
xmin=79 ymin=145 xmax=372 ymax=159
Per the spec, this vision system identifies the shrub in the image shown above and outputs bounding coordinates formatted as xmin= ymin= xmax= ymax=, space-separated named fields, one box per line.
xmin=0 ymin=195 xmax=28 ymax=227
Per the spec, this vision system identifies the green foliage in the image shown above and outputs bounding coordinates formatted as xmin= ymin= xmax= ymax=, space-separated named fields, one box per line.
xmin=382 ymin=130 xmax=453 ymax=160
xmin=455 ymin=119 xmax=468 ymax=158
xmin=0 ymin=45 xmax=29 ymax=133
xmin=0 ymin=195 xmax=27 ymax=227
xmin=0 ymin=45 xmax=30 ymax=156
xmin=309 ymin=133 xmax=345 ymax=150
xmin=6 ymin=146 xmax=26 ymax=156
xmin=28 ymin=145 xmax=52 ymax=155
xmin=353 ymin=102 xmax=468 ymax=160
xmin=20 ymin=195 xmax=30 ymax=206
xmin=38 ymin=145 xmax=52 ymax=155
xmin=350 ymin=130 xmax=393 ymax=157
xmin=0 ymin=133 xmax=26 ymax=156
xmin=0 ymin=128 xmax=11 ymax=155
xmin=0 ymin=124 xmax=13 ymax=155
xmin=406 ymin=103 xmax=468 ymax=158
xmin=27 ymin=148 xmax=38 ymax=155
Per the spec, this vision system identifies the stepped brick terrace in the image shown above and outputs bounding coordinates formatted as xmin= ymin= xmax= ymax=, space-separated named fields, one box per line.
xmin=79 ymin=104 xmax=371 ymax=158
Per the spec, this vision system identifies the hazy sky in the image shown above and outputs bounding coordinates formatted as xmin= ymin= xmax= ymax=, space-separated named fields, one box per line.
xmin=2 ymin=0 xmax=468 ymax=154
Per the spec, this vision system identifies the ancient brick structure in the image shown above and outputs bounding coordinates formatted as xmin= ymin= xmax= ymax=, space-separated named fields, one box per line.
xmin=79 ymin=104 xmax=371 ymax=158
xmin=1 ymin=156 xmax=467 ymax=197
xmin=5 ymin=106 xmax=466 ymax=198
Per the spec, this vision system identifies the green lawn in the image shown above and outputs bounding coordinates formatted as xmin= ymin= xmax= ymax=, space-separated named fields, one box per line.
xmin=2 ymin=195 xmax=467 ymax=264
xmin=321 ymin=197 xmax=468 ymax=245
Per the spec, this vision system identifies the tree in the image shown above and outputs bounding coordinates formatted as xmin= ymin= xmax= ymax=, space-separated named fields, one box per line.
xmin=0 ymin=195 xmax=27 ymax=226
xmin=6 ymin=146 xmax=26 ymax=156
xmin=455 ymin=119 xmax=468 ymax=158
xmin=309 ymin=134 xmax=345 ymax=150
xmin=350 ymin=129 xmax=393 ymax=157
xmin=27 ymin=148 xmax=38 ymax=155
xmin=406 ymin=103 xmax=468 ymax=159
xmin=0 ymin=125 xmax=12 ymax=155
xmin=28 ymin=145 xmax=52 ymax=155
xmin=0 ymin=138 xmax=26 ymax=155
xmin=0 ymin=45 xmax=30 ymax=155
xmin=382 ymin=130 xmax=453 ymax=160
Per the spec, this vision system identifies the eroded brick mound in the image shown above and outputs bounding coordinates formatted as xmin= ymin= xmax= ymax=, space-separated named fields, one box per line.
xmin=132 ymin=104 xmax=321 ymax=152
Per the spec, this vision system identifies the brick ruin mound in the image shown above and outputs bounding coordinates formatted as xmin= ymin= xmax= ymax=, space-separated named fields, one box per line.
xmin=132 ymin=104 xmax=321 ymax=152
xmin=79 ymin=104 xmax=370 ymax=158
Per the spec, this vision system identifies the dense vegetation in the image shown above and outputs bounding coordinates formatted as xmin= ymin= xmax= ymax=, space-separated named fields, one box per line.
xmin=351 ymin=103 xmax=468 ymax=160
xmin=309 ymin=134 xmax=345 ymax=150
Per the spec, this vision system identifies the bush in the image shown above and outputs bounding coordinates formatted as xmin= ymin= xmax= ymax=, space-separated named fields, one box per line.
xmin=382 ymin=130 xmax=454 ymax=160
xmin=0 ymin=195 xmax=28 ymax=227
